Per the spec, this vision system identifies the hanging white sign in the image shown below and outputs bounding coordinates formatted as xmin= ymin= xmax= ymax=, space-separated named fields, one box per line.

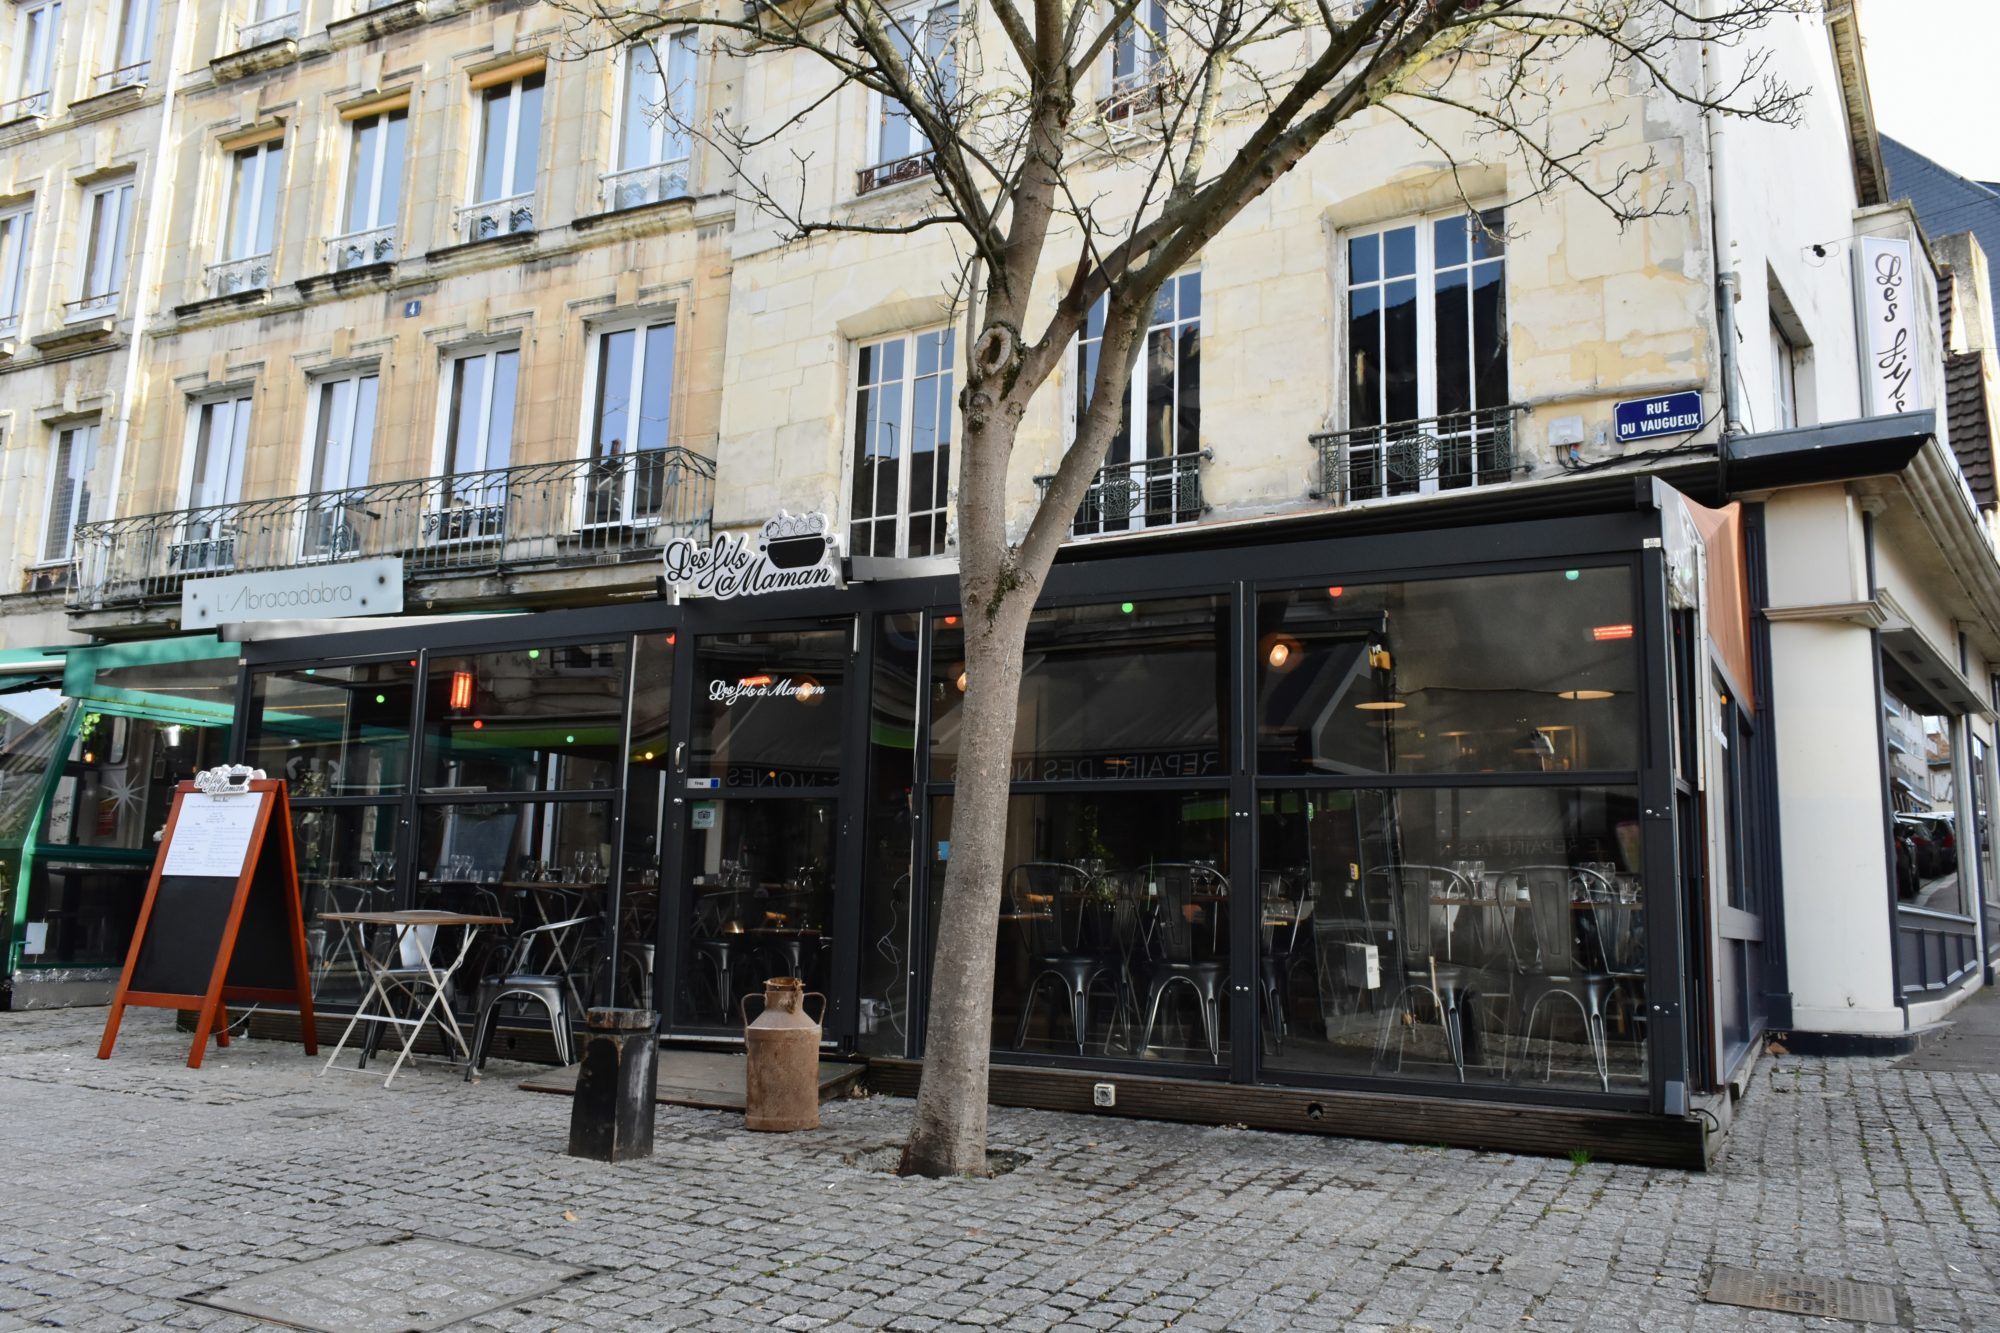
xmin=663 ymin=511 xmax=843 ymax=599
xmin=1858 ymin=236 xmax=1924 ymax=417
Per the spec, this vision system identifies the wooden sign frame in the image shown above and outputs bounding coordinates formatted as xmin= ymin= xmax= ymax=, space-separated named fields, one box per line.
xmin=97 ymin=777 xmax=318 ymax=1069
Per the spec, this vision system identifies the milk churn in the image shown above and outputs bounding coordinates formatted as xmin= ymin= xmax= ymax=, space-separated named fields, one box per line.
xmin=742 ymin=977 xmax=824 ymax=1131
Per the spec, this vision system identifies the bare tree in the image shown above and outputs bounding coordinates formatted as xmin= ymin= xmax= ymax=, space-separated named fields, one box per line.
xmin=556 ymin=0 xmax=1810 ymax=1177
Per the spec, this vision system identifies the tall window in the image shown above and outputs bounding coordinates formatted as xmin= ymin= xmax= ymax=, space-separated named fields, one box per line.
xmin=336 ymin=108 xmax=406 ymax=266
xmin=10 ymin=2 xmax=61 ymax=118
xmin=617 ymin=36 xmax=696 ymax=173
xmin=304 ymin=372 xmax=379 ymax=558
xmin=1071 ymin=271 xmax=1201 ymax=534
xmin=0 ymin=202 xmax=32 ymax=332
xmin=471 ymin=72 xmax=543 ymax=226
xmin=180 ymin=396 xmax=252 ymax=568
xmin=437 ymin=349 xmax=519 ymax=535
xmin=241 ymin=0 xmax=301 ymax=45
xmin=870 ymin=1 xmax=957 ymax=169
xmin=1110 ymin=0 xmax=1168 ymax=89
xmin=1771 ymin=321 xmax=1800 ymax=431
xmin=586 ymin=321 xmax=677 ymax=523
xmin=851 ymin=328 xmax=953 ymax=559
xmin=224 ymin=140 xmax=284 ymax=260
xmin=106 ymin=0 xmax=156 ymax=86
xmin=76 ymin=180 xmax=133 ymax=314
xmin=1344 ymin=209 xmax=1508 ymax=497
xmin=41 ymin=424 xmax=96 ymax=564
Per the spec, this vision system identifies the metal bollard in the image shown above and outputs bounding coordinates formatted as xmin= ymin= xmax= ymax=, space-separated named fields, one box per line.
xmin=567 ymin=1007 xmax=657 ymax=1162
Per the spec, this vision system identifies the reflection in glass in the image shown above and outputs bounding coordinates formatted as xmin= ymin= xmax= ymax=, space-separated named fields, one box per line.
xmin=1886 ymin=668 xmax=1962 ymax=913
xmin=1258 ymin=568 xmax=1638 ymax=776
xmin=931 ymin=790 xmax=1231 ymax=1063
xmin=250 ymin=661 xmax=416 ymax=796
xmin=293 ymin=803 xmax=400 ymax=1005
xmin=860 ymin=615 xmax=920 ymax=1055
xmin=423 ymin=644 xmax=627 ymax=792
xmin=930 ymin=596 xmax=1227 ymax=782
xmin=1259 ymin=785 xmax=1646 ymax=1092
xmin=678 ymin=798 xmax=837 ymax=1028
xmin=618 ymin=632 xmax=675 ymax=1009
xmin=691 ymin=628 xmax=846 ymax=786
xmin=44 ymin=716 xmax=226 ymax=851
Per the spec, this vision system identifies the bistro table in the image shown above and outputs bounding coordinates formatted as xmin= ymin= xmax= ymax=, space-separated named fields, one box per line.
xmin=318 ymin=910 xmax=511 ymax=1087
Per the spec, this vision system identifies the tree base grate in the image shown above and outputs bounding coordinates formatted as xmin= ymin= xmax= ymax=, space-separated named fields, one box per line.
xmin=1704 ymin=1266 xmax=1901 ymax=1325
xmin=185 ymin=1235 xmax=593 ymax=1332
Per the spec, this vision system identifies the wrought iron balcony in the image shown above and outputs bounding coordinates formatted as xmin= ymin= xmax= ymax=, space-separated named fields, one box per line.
xmin=328 ymin=224 xmax=398 ymax=271
xmin=65 ymin=450 xmax=716 ymax=612
xmin=601 ymin=160 xmax=690 ymax=212
xmin=1310 ymin=405 xmax=1520 ymax=507
xmin=93 ymin=63 xmax=151 ymax=94
xmin=0 ymin=91 xmax=52 ymax=122
xmin=456 ymin=192 xmax=535 ymax=243
xmin=207 ymin=253 xmax=273 ymax=297
xmin=857 ymin=152 xmax=935 ymax=196
xmin=238 ymin=10 xmax=301 ymax=46
xmin=1034 ymin=450 xmax=1212 ymax=538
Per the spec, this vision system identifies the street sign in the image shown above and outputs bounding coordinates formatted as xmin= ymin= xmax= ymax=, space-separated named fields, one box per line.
xmin=1613 ymin=391 xmax=1705 ymax=443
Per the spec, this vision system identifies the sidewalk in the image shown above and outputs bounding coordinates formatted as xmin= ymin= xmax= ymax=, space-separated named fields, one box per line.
xmin=3 ymin=1004 xmax=1997 ymax=1332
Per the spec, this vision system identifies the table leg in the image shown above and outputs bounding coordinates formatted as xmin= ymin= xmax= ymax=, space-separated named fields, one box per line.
xmin=321 ymin=943 xmax=396 ymax=1077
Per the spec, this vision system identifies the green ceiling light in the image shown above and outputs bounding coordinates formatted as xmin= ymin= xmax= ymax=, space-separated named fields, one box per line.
xmin=528 ymin=649 xmax=541 ymax=659
xmin=375 ymin=694 xmax=387 ymax=704
xmin=565 ymin=734 xmax=576 ymax=744
xmin=1563 ymin=570 xmax=1580 ymax=581
xmin=1120 ymin=602 xmax=1135 ymax=614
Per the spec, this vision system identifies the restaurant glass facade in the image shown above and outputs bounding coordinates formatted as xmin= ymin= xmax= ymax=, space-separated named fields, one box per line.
xmin=235 ymin=505 xmax=1697 ymax=1117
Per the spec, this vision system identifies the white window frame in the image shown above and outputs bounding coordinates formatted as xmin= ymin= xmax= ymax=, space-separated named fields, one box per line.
xmin=301 ymin=370 xmax=380 ymax=559
xmin=340 ymin=108 xmax=406 ymax=235
xmin=1341 ymin=208 xmax=1509 ymax=498
xmin=39 ymin=423 xmax=97 ymax=566
xmin=615 ymin=34 xmax=697 ymax=172
xmin=578 ymin=317 xmax=679 ymax=528
xmin=1067 ymin=271 xmax=1201 ymax=534
xmin=866 ymin=0 xmax=958 ymax=169
xmin=11 ymin=2 xmax=62 ymax=115
xmin=77 ymin=179 xmax=134 ymax=306
xmin=106 ymin=0 xmax=156 ymax=85
xmin=470 ymin=73 xmax=542 ymax=205
xmin=847 ymin=325 xmax=956 ymax=560
xmin=179 ymin=394 xmax=253 ymax=555
xmin=222 ymin=139 xmax=284 ymax=262
xmin=0 ymin=202 xmax=33 ymax=331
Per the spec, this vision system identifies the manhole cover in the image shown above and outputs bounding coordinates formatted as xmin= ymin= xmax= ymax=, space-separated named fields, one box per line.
xmin=185 ymin=1236 xmax=592 ymax=1332
xmin=1704 ymin=1266 xmax=1901 ymax=1325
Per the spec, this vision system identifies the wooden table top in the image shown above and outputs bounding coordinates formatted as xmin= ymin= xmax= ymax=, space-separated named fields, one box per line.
xmin=319 ymin=910 xmax=512 ymax=927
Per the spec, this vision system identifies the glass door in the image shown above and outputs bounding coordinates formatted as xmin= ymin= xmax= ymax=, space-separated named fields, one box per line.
xmin=667 ymin=622 xmax=855 ymax=1037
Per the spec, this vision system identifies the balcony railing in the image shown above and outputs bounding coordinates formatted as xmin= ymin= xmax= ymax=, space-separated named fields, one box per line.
xmin=0 ymin=313 xmax=18 ymax=339
xmin=857 ymin=152 xmax=935 ymax=196
xmin=1311 ymin=405 xmax=1520 ymax=507
xmin=66 ymin=450 xmax=717 ymax=612
xmin=238 ymin=10 xmax=301 ymax=45
xmin=65 ymin=291 xmax=119 ymax=322
xmin=0 ymin=91 xmax=52 ymax=122
xmin=328 ymin=224 xmax=398 ymax=270
xmin=456 ymin=193 xmax=535 ymax=243
xmin=207 ymin=253 xmax=273 ymax=297
xmin=601 ymin=160 xmax=690 ymax=212
xmin=93 ymin=63 xmax=151 ymax=94
xmin=1034 ymin=449 xmax=1211 ymax=538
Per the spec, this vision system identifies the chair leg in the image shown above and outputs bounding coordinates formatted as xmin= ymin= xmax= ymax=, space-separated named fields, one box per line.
xmin=466 ymin=994 xmax=498 ymax=1079
xmin=1069 ymin=980 xmax=1090 ymax=1058
xmin=1014 ymin=973 xmax=1048 ymax=1051
xmin=1140 ymin=979 xmax=1172 ymax=1055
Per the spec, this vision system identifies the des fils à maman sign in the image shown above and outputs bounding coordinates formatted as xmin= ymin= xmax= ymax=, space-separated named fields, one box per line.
xmin=663 ymin=511 xmax=843 ymax=600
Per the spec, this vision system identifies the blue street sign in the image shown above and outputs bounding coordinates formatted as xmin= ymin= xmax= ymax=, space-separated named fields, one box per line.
xmin=1614 ymin=391 xmax=1704 ymax=442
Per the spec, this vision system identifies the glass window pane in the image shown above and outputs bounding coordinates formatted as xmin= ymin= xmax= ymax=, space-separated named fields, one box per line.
xmin=1384 ymin=277 xmax=1419 ymax=426
xmin=1434 ymin=267 xmax=1471 ymax=420
xmin=255 ymin=144 xmax=284 ymax=254
xmin=1258 ymin=784 xmax=1647 ymax=1091
xmin=1433 ymin=214 xmax=1467 ymax=270
xmin=478 ymin=86 xmax=511 ymax=201
xmin=344 ymin=118 xmax=379 ymax=234
xmin=377 ymin=111 xmax=407 ymax=226
xmin=422 ymin=643 xmax=629 ymax=792
xmin=1347 ymin=284 xmax=1381 ymax=430
xmin=486 ymin=349 xmax=519 ymax=470
xmin=1472 ymin=261 xmax=1508 ymax=412
xmin=930 ymin=596 xmax=1228 ymax=784
xmin=448 ymin=356 xmax=486 ymax=473
xmin=511 ymin=73 xmax=544 ymax=196
xmin=1257 ymin=569 xmax=1641 ymax=777
xmin=638 ymin=323 xmax=675 ymax=452
xmin=592 ymin=328 xmax=634 ymax=460
xmin=1383 ymin=224 xmax=1416 ymax=278
xmin=249 ymin=661 xmax=416 ymax=796
xmin=1348 ymin=233 xmax=1379 ymax=286
xmin=676 ymin=797 xmax=837 ymax=1026
xmin=691 ymin=627 xmax=847 ymax=785
xmin=294 ymin=803 xmax=401 ymax=1005
xmin=622 ymin=43 xmax=665 ymax=169
xmin=860 ymin=614 xmax=920 ymax=1055
xmin=928 ymin=789 xmax=1232 ymax=1063
xmin=1886 ymin=673 xmax=1962 ymax=913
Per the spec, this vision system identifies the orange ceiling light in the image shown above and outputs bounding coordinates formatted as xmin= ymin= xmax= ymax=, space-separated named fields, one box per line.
xmin=448 ymin=670 xmax=474 ymax=710
xmin=1591 ymin=624 xmax=1635 ymax=641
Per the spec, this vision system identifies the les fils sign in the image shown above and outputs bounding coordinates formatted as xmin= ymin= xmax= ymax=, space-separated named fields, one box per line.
xmin=664 ymin=511 xmax=843 ymax=600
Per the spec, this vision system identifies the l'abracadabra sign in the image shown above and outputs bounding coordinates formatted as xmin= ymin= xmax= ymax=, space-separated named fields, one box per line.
xmin=663 ymin=511 xmax=844 ymax=600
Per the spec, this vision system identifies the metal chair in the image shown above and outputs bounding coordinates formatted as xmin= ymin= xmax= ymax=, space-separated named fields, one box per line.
xmin=1135 ymin=863 xmax=1229 ymax=1063
xmin=1007 ymin=863 xmax=1118 ymax=1056
xmin=1259 ymin=869 xmax=1314 ymax=1052
xmin=465 ymin=915 xmax=596 ymax=1078
xmin=1505 ymin=867 xmax=1615 ymax=1091
xmin=1373 ymin=864 xmax=1510 ymax=1082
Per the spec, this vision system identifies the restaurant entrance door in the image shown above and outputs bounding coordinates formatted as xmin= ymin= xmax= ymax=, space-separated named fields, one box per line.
xmin=660 ymin=619 xmax=864 ymax=1043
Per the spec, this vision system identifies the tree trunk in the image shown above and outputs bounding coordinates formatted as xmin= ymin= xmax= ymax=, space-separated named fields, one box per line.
xmin=898 ymin=588 xmax=1031 ymax=1176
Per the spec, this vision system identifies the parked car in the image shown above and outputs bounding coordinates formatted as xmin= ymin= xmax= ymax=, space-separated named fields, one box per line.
xmin=1894 ymin=813 xmax=1957 ymax=883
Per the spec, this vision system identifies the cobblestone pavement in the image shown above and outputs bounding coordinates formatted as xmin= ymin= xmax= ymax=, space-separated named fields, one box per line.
xmin=4 ymin=1006 xmax=1998 ymax=1332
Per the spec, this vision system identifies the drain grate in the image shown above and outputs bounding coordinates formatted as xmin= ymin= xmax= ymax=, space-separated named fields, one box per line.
xmin=185 ymin=1236 xmax=592 ymax=1332
xmin=1704 ymin=1266 xmax=1901 ymax=1325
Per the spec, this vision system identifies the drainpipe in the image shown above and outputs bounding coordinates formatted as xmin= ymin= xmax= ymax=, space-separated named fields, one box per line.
xmin=100 ymin=0 xmax=191 ymax=533
xmin=1703 ymin=1 xmax=1746 ymax=439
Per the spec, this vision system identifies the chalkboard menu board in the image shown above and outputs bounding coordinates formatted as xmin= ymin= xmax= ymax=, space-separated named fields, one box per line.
xmin=97 ymin=774 xmax=317 ymax=1069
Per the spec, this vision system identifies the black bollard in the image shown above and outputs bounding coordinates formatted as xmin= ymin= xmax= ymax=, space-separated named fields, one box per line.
xmin=568 ymin=1007 xmax=657 ymax=1162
